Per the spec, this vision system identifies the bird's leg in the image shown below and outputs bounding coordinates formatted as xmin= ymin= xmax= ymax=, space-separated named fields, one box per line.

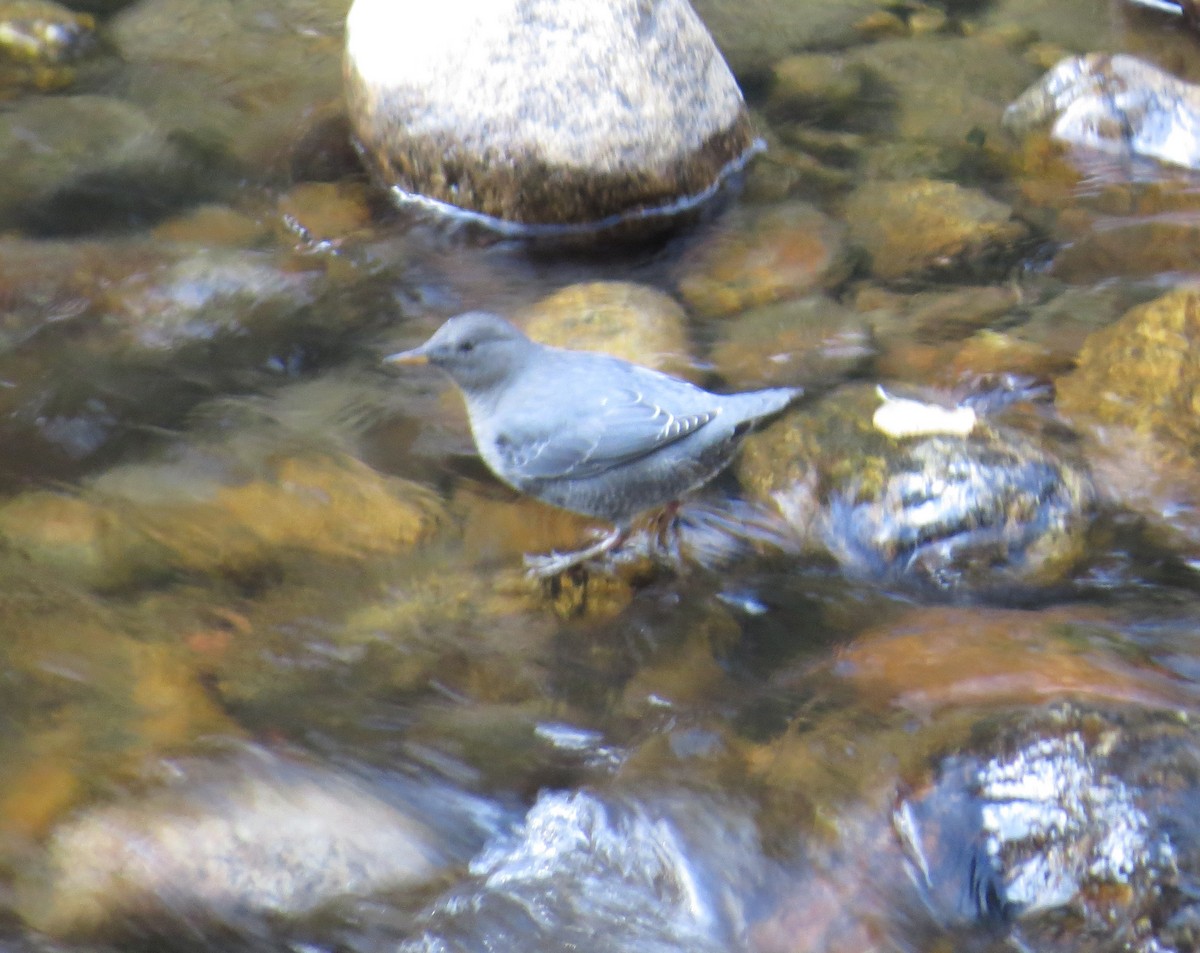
xmin=523 ymin=525 xmax=628 ymax=579
xmin=652 ymin=501 xmax=683 ymax=564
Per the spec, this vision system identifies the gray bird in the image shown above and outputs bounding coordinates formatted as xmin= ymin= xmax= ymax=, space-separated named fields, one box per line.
xmin=386 ymin=311 xmax=801 ymax=576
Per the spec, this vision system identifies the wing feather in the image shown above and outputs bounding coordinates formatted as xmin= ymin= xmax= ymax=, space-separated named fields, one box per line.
xmin=493 ymin=384 xmax=719 ymax=481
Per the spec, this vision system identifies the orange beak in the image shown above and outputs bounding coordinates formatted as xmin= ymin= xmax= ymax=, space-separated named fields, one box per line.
xmin=384 ymin=346 xmax=429 ymax=366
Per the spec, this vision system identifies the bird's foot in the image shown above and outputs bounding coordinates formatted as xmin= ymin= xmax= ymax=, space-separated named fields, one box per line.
xmin=650 ymin=501 xmax=684 ymax=565
xmin=523 ymin=526 xmax=627 ymax=579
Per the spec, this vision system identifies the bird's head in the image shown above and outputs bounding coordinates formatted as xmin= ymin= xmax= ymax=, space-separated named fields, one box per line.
xmin=385 ymin=311 xmax=535 ymax=394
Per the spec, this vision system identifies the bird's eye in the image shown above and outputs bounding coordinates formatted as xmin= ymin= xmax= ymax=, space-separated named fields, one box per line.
xmin=458 ymin=341 xmax=475 ymax=353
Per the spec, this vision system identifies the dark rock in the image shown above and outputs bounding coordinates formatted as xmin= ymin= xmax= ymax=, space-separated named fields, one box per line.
xmin=0 ymin=95 xmax=213 ymax=234
xmin=900 ymin=704 xmax=1200 ymax=951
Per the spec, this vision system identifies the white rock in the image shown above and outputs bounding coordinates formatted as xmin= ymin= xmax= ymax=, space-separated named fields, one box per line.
xmin=1004 ymin=54 xmax=1200 ymax=171
xmin=343 ymin=0 xmax=757 ymax=232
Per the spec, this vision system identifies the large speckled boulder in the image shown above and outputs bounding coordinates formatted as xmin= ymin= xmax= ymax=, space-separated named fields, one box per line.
xmin=344 ymin=0 xmax=757 ymax=234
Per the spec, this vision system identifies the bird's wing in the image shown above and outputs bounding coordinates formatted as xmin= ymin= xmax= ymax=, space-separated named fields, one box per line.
xmin=494 ymin=381 xmax=720 ymax=482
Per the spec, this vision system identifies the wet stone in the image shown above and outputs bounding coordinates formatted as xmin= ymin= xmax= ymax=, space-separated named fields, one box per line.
xmin=0 ymin=452 xmax=445 ymax=590
xmin=739 ymin=138 xmax=858 ymax=206
xmin=1049 ymin=217 xmax=1200 ymax=284
xmin=877 ymin=329 xmax=1068 ymax=391
xmin=1052 ymin=289 xmax=1200 ymax=554
xmin=846 ymin=36 xmax=1042 ymax=180
xmin=853 ymin=9 xmax=910 ymax=39
xmin=899 ymin=704 xmax=1200 ymax=950
xmin=18 ymin=749 xmax=450 ymax=939
xmin=0 ymin=95 xmax=207 ymax=234
xmin=676 ymin=201 xmax=853 ymax=318
xmin=0 ymin=0 xmax=93 ymax=91
xmin=151 ymin=204 xmax=274 ymax=248
xmin=0 ymin=580 xmax=241 ymax=838
xmin=979 ymin=0 xmax=1116 ymax=52
xmin=0 ymin=493 xmax=161 ymax=590
xmin=1057 ymin=289 xmax=1200 ymax=461
xmin=1004 ymin=54 xmax=1200 ymax=171
xmin=708 ymin=295 xmax=872 ymax=391
xmin=344 ymin=0 xmax=755 ymax=232
xmin=110 ymin=0 xmax=346 ymax=174
xmin=691 ymin=0 xmax=884 ymax=81
xmin=204 ymin=560 xmax=561 ymax=739
xmin=842 ymin=178 xmax=1031 ymax=282
xmin=853 ymin=284 xmax=1021 ymax=345
xmin=737 ymin=383 xmax=1095 ymax=590
xmin=101 ymin=247 xmax=325 ymax=351
xmin=835 ymin=605 xmax=1194 ymax=714
xmin=855 ymin=284 xmax=1043 ymax=386
xmin=517 ymin=281 xmax=697 ymax=379
xmin=276 ymin=181 xmax=375 ymax=247
xmin=768 ymin=53 xmax=869 ymax=123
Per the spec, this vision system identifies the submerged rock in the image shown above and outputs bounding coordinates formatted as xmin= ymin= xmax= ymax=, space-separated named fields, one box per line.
xmin=401 ymin=788 xmax=766 ymax=953
xmin=676 ymin=201 xmax=852 ymax=317
xmin=0 ymin=452 xmax=444 ymax=589
xmin=344 ymin=0 xmax=757 ymax=235
xmin=0 ymin=95 xmax=205 ymax=234
xmin=110 ymin=0 xmax=346 ymax=175
xmin=847 ymin=35 xmax=1042 ymax=180
xmin=1005 ymin=54 xmax=1200 ymax=170
xmin=19 ymin=749 xmax=451 ymax=939
xmin=842 ymin=178 xmax=1030 ymax=282
xmin=708 ymin=295 xmax=872 ymax=391
xmin=1057 ymin=288 xmax=1200 ymax=457
xmin=899 ymin=704 xmax=1200 ymax=951
xmin=737 ymin=383 xmax=1095 ymax=590
xmin=691 ymin=0 xmax=883 ymax=79
xmin=517 ymin=281 xmax=696 ymax=380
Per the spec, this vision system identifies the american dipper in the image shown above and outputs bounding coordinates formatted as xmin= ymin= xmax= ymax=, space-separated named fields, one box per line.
xmin=386 ymin=311 xmax=801 ymax=575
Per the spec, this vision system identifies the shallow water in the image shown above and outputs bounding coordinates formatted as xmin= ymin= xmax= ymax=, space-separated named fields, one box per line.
xmin=2 ymin=0 xmax=1200 ymax=951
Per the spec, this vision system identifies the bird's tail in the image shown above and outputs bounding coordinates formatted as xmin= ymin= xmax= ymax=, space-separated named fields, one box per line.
xmin=742 ymin=386 xmax=803 ymax=420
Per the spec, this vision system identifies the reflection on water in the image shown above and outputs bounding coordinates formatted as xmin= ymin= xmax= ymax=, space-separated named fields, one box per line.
xmin=2 ymin=0 xmax=1200 ymax=951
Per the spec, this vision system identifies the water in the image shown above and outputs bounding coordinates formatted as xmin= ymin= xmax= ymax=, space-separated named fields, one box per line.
xmin=1 ymin=0 xmax=1200 ymax=951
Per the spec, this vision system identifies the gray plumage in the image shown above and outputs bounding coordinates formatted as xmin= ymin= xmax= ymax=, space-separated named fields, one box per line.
xmin=386 ymin=311 xmax=800 ymax=571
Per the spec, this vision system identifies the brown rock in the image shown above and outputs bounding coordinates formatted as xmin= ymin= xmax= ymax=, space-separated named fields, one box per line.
xmin=276 ymin=181 xmax=374 ymax=246
xmin=1050 ymin=219 xmax=1200 ymax=284
xmin=842 ymin=178 xmax=1029 ymax=281
xmin=0 ymin=454 xmax=444 ymax=589
xmin=1057 ymin=289 xmax=1200 ymax=456
xmin=677 ymin=202 xmax=852 ymax=317
xmin=709 ymin=295 xmax=871 ymax=390
xmin=769 ymin=54 xmax=867 ymax=120
xmin=517 ymin=281 xmax=696 ymax=378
